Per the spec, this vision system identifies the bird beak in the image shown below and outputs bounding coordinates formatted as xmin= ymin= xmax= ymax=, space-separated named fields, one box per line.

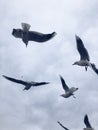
xmin=76 ymin=88 xmax=78 ymax=90
xmin=72 ymin=63 xmax=75 ymax=65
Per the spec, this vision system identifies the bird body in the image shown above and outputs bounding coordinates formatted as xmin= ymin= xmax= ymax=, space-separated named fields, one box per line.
xmin=60 ymin=75 xmax=78 ymax=98
xmin=2 ymin=75 xmax=49 ymax=90
xmin=12 ymin=23 xmax=56 ymax=47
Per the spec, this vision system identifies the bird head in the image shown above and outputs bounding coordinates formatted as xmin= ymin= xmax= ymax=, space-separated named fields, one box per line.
xmin=70 ymin=87 xmax=78 ymax=92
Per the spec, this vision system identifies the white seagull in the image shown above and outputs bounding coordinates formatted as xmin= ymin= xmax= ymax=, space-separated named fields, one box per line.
xmin=57 ymin=121 xmax=69 ymax=130
xmin=84 ymin=114 xmax=94 ymax=130
xmin=60 ymin=75 xmax=78 ymax=98
xmin=57 ymin=115 xmax=94 ymax=130
xmin=12 ymin=23 xmax=56 ymax=47
xmin=73 ymin=35 xmax=98 ymax=75
xmin=2 ymin=75 xmax=50 ymax=90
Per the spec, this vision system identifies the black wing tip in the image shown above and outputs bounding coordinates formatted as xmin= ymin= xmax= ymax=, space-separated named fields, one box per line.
xmin=84 ymin=114 xmax=88 ymax=120
xmin=51 ymin=32 xmax=57 ymax=37
xmin=57 ymin=121 xmax=60 ymax=123
xmin=45 ymin=82 xmax=50 ymax=84
xmin=59 ymin=74 xmax=63 ymax=79
xmin=75 ymin=34 xmax=81 ymax=40
xmin=2 ymin=75 xmax=6 ymax=78
xmin=59 ymin=75 xmax=65 ymax=82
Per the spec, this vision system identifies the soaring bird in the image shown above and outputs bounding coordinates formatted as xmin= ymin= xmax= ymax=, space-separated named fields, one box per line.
xmin=12 ymin=23 xmax=56 ymax=47
xmin=2 ymin=75 xmax=49 ymax=90
xmin=59 ymin=75 xmax=78 ymax=98
xmin=73 ymin=35 xmax=98 ymax=75
xmin=57 ymin=121 xmax=69 ymax=130
xmin=84 ymin=114 xmax=94 ymax=130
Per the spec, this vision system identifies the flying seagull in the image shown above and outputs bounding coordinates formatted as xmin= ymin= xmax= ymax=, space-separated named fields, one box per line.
xmin=59 ymin=75 xmax=78 ymax=98
xmin=57 ymin=121 xmax=69 ymax=130
xmin=84 ymin=114 xmax=94 ymax=130
xmin=12 ymin=23 xmax=56 ymax=47
xmin=73 ymin=35 xmax=98 ymax=75
xmin=2 ymin=75 xmax=49 ymax=90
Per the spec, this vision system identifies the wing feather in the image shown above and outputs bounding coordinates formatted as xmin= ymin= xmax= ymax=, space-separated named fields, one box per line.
xmin=2 ymin=75 xmax=27 ymax=86
xmin=28 ymin=31 xmax=56 ymax=42
xmin=32 ymin=82 xmax=50 ymax=86
xmin=75 ymin=35 xmax=90 ymax=61
xmin=57 ymin=121 xmax=69 ymax=130
xmin=60 ymin=75 xmax=69 ymax=91
xmin=84 ymin=114 xmax=92 ymax=128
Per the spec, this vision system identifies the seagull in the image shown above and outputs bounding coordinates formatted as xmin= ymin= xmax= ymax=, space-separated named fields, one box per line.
xmin=73 ymin=35 xmax=98 ymax=75
xmin=59 ymin=75 xmax=78 ymax=98
xmin=12 ymin=23 xmax=56 ymax=47
xmin=2 ymin=75 xmax=50 ymax=90
xmin=57 ymin=121 xmax=69 ymax=130
xmin=84 ymin=114 xmax=94 ymax=130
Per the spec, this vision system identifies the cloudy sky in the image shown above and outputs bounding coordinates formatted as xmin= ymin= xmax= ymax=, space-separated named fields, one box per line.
xmin=0 ymin=0 xmax=98 ymax=130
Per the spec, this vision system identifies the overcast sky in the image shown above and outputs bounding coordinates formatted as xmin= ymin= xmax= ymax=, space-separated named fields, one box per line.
xmin=0 ymin=0 xmax=98 ymax=130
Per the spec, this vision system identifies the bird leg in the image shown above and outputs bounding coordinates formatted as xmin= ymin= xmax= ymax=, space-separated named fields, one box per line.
xmin=72 ymin=94 xmax=76 ymax=98
xmin=85 ymin=66 xmax=88 ymax=71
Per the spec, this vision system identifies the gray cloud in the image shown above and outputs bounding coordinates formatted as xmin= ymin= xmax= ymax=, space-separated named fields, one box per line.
xmin=0 ymin=0 xmax=98 ymax=130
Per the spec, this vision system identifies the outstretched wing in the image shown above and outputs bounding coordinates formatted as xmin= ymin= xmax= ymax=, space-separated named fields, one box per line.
xmin=91 ymin=63 xmax=98 ymax=75
xmin=32 ymin=82 xmax=50 ymax=86
xmin=75 ymin=35 xmax=90 ymax=61
xmin=2 ymin=75 xmax=27 ymax=86
xmin=84 ymin=114 xmax=92 ymax=128
xmin=57 ymin=121 xmax=69 ymax=130
xmin=60 ymin=75 xmax=69 ymax=91
xmin=28 ymin=31 xmax=56 ymax=42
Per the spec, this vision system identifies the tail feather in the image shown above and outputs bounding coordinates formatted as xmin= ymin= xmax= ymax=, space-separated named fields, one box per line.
xmin=21 ymin=23 xmax=31 ymax=31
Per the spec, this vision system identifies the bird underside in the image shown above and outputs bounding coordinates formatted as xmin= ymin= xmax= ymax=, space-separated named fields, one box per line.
xmin=61 ymin=92 xmax=74 ymax=98
xmin=23 ymin=85 xmax=31 ymax=90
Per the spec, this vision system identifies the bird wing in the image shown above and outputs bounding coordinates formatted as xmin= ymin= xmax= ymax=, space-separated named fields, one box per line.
xmin=2 ymin=75 xmax=27 ymax=86
xmin=31 ymin=82 xmax=50 ymax=86
xmin=60 ymin=75 xmax=69 ymax=91
xmin=75 ymin=35 xmax=90 ymax=61
xmin=21 ymin=23 xmax=31 ymax=31
xmin=57 ymin=121 xmax=69 ymax=130
xmin=28 ymin=31 xmax=56 ymax=42
xmin=91 ymin=63 xmax=98 ymax=75
xmin=84 ymin=114 xmax=92 ymax=128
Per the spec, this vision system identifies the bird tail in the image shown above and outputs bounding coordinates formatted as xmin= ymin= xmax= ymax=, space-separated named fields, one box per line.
xmin=21 ymin=23 xmax=31 ymax=32
xmin=90 ymin=63 xmax=98 ymax=75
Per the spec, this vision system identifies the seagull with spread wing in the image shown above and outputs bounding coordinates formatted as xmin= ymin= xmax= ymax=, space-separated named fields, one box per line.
xmin=59 ymin=75 xmax=78 ymax=98
xmin=57 ymin=121 xmax=69 ymax=130
xmin=12 ymin=23 xmax=56 ymax=47
xmin=2 ymin=75 xmax=49 ymax=90
xmin=84 ymin=114 xmax=94 ymax=130
xmin=73 ymin=35 xmax=98 ymax=75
